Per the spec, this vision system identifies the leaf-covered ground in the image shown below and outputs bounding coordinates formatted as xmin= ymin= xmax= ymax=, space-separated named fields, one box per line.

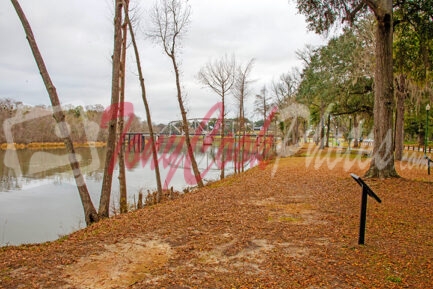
xmin=1 ymin=146 xmax=433 ymax=288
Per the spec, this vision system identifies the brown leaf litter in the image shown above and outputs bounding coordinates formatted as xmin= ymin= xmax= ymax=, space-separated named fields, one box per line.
xmin=1 ymin=147 xmax=432 ymax=288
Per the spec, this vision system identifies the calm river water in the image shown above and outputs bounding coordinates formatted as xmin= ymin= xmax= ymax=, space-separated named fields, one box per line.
xmin=0 ymin=139 xmax=264 ymax=246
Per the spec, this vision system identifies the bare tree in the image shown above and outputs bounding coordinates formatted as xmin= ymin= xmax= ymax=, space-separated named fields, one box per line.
xmin=148 ymin=0 xmax=203 ymax=187
xmin=255 ymin=85 xmax=271 ymax=126
xmin=255 ymin=85 xmax=273 ymax=157
xmin=233 ymin=59 xmax=254 ymax=173
xmin=11 ymin=0 xmax=99 ymax=225
xmin=99 ymin=0 xmax=124 ymax=218
xmin=271 ymin=71 xmax=301 ymax=146
xmin=271 ymin=71 xmax=299 ymax=108
xmin=197 ymin=54 xmax=236 ymax=179
xmin=118 ymin=0 xmax=129 ymax=214
xmin=124 ymin=2 xmax=163 ymax=201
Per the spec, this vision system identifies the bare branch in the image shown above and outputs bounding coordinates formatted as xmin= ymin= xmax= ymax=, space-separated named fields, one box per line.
xmin=197 ymin=54 xmax=236 ymax=98
xmin=147 ymin=0 xmax=191 ymax=57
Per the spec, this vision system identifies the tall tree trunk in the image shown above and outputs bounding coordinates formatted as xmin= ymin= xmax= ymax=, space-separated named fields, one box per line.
xmin=235 ymin=91 xmax=244 ymax=174
xmin=11 ymin=0 xmax=99 ymax=225
xmin=365 ymin=1 xmax=399 ymax=178
xmin=319 ymin=116 xmax=325 ymax=149
xmin=394 ymin=74 xmax=406 ymax=161
xmin=99 ymin=0 xmax=123 ymax=217
xmin=124 ymin=3 xmax=163 ymax=201
xmin=418 ymin=121 xmax=424 ymax=146
xmin=303 ymin=120 xmax=308 ymax=143
xmin=118 ymin=1 xmax=128 ymax=214
xmin=353 ymin=115 xmax=359 ymax=148
xmin=240 ymin=96 xmax=245 ymax=173
xmin=262 ymin=90 xmax=268 ymax=159
xmin=325 ymin=113 xmax=330 ymax=148
xmin=294 ymin=118 xmax=300 ymax=145
xmin=171 ymin=56 xmax=204 ymax=188
xmin=319 ymin=103 xmax=325 ymax=149
xmin=234 ymin=93 xmax=244 ymax=174
xmin=220 ymin=93 xmax=225 ymax=179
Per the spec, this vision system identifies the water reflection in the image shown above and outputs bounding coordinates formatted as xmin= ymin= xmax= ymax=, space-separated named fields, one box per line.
xmin=0 ymin=166 xmax=19 ymax=191
xmin=0 ymin=147 xmax=105 ymax=189
xmin=0 ymin=138 xmax=270 ymax=246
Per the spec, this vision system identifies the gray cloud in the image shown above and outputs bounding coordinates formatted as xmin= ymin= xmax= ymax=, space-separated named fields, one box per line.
xmin=0 ymin=0 xmax=324 ymax=124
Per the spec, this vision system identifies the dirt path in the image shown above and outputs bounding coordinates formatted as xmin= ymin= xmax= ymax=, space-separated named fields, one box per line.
xmin=1 ymin=149 xmax=433 ymax=288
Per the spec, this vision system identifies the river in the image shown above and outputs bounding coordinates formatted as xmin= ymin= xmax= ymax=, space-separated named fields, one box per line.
xmin=0 ymin=138 xmax=267 ymax=246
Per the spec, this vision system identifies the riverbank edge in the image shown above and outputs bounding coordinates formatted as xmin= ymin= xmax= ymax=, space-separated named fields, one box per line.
xmin=0 ymin=141 xmax=107 ymax=150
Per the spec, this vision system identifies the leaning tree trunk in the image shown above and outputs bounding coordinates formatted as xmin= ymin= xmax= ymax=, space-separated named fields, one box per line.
xmin=365 ymin=1 xmax=399 ymax=178
xmin=171 ymin=56 xmax=204 ymax=188
xmin=11 ymin=0 xmax=99 ymax=225
xmin=99 ymin=0 xmax=123 ymax=217
xmin=394 ymin=74 xmax=407 ymax=161
xmin=124 ymin=3 xmax=163 ymax=201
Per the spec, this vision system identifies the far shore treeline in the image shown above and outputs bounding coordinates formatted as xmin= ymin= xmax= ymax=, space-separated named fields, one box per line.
xmin=0 ymin=98 xmax=265 ymax=148
xmin=0 ymin=98 xmax=151 ymax=145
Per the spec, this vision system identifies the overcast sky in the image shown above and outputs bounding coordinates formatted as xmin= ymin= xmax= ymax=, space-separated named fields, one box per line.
xmin=0 ymin=0 xmax=325 ymax=124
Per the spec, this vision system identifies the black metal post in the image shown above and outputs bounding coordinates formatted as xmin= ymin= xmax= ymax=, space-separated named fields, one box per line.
xmin=351 ymin=173 xmax=382 ymax=245
xmin=358 ymin=189 xmax=368 ymax=245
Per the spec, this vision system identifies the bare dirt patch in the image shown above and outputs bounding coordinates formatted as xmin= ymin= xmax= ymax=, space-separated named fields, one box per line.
xmin=253 ymin=196 xmax=319 ymax=224
xmin=63 ymin=238 xmax=172 ymax=289
xmin=197 ymin=238 xmax=273 ymax=273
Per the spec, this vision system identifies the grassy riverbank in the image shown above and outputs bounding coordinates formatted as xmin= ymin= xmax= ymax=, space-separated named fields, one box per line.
xmin=0 ymin=146 xmax=432 ymax=288
xmin=0 ymin=142 xmax=106 ymax=150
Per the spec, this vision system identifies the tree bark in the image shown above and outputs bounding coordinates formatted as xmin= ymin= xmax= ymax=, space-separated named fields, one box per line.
xmin=150 ymin=0 xmax=203 ymax=188
xmin=319 ymin=103 xmax=325 ymax=149
xmin=365 ymin=0 xmax=399 ymax=178
xmin=241 ymin=133 xmax=246 ymax=172
xmin=325 ymin=113 xmax=330 ymax=148
xmin=236 ymin=80 xmax=245 ymax=174
xmin=294 ymin=118 xmax=300 ymax=145
xmin=171 ymin=56 xmax=204 ymax=188
xmin=220 ymin=93 xmax=225 ymax=179
xmin=124 ymin=3 xmax=163 ymax=200
xmin=99 ymin=0 xmax=123 ymax=217
xmin=11 ymin=0 xmax=99 ymax=225
xmin=353 ymin=115 xmax=359 ymax=148
xmin=394 ymin=74 xmax=406 ymax=161
xmin=118 ymin=0 xmax=128 ymax=214
xmin=233 ymin=88 xmax=245 ymax=174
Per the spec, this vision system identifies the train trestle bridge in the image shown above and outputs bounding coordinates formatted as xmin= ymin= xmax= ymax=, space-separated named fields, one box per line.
xmin=119 ymin=118 xmax=274 ymax=152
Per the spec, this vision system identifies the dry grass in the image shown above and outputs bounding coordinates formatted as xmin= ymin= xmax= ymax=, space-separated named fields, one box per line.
xmin=0 ymin=142 xmax=106 ymax=150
